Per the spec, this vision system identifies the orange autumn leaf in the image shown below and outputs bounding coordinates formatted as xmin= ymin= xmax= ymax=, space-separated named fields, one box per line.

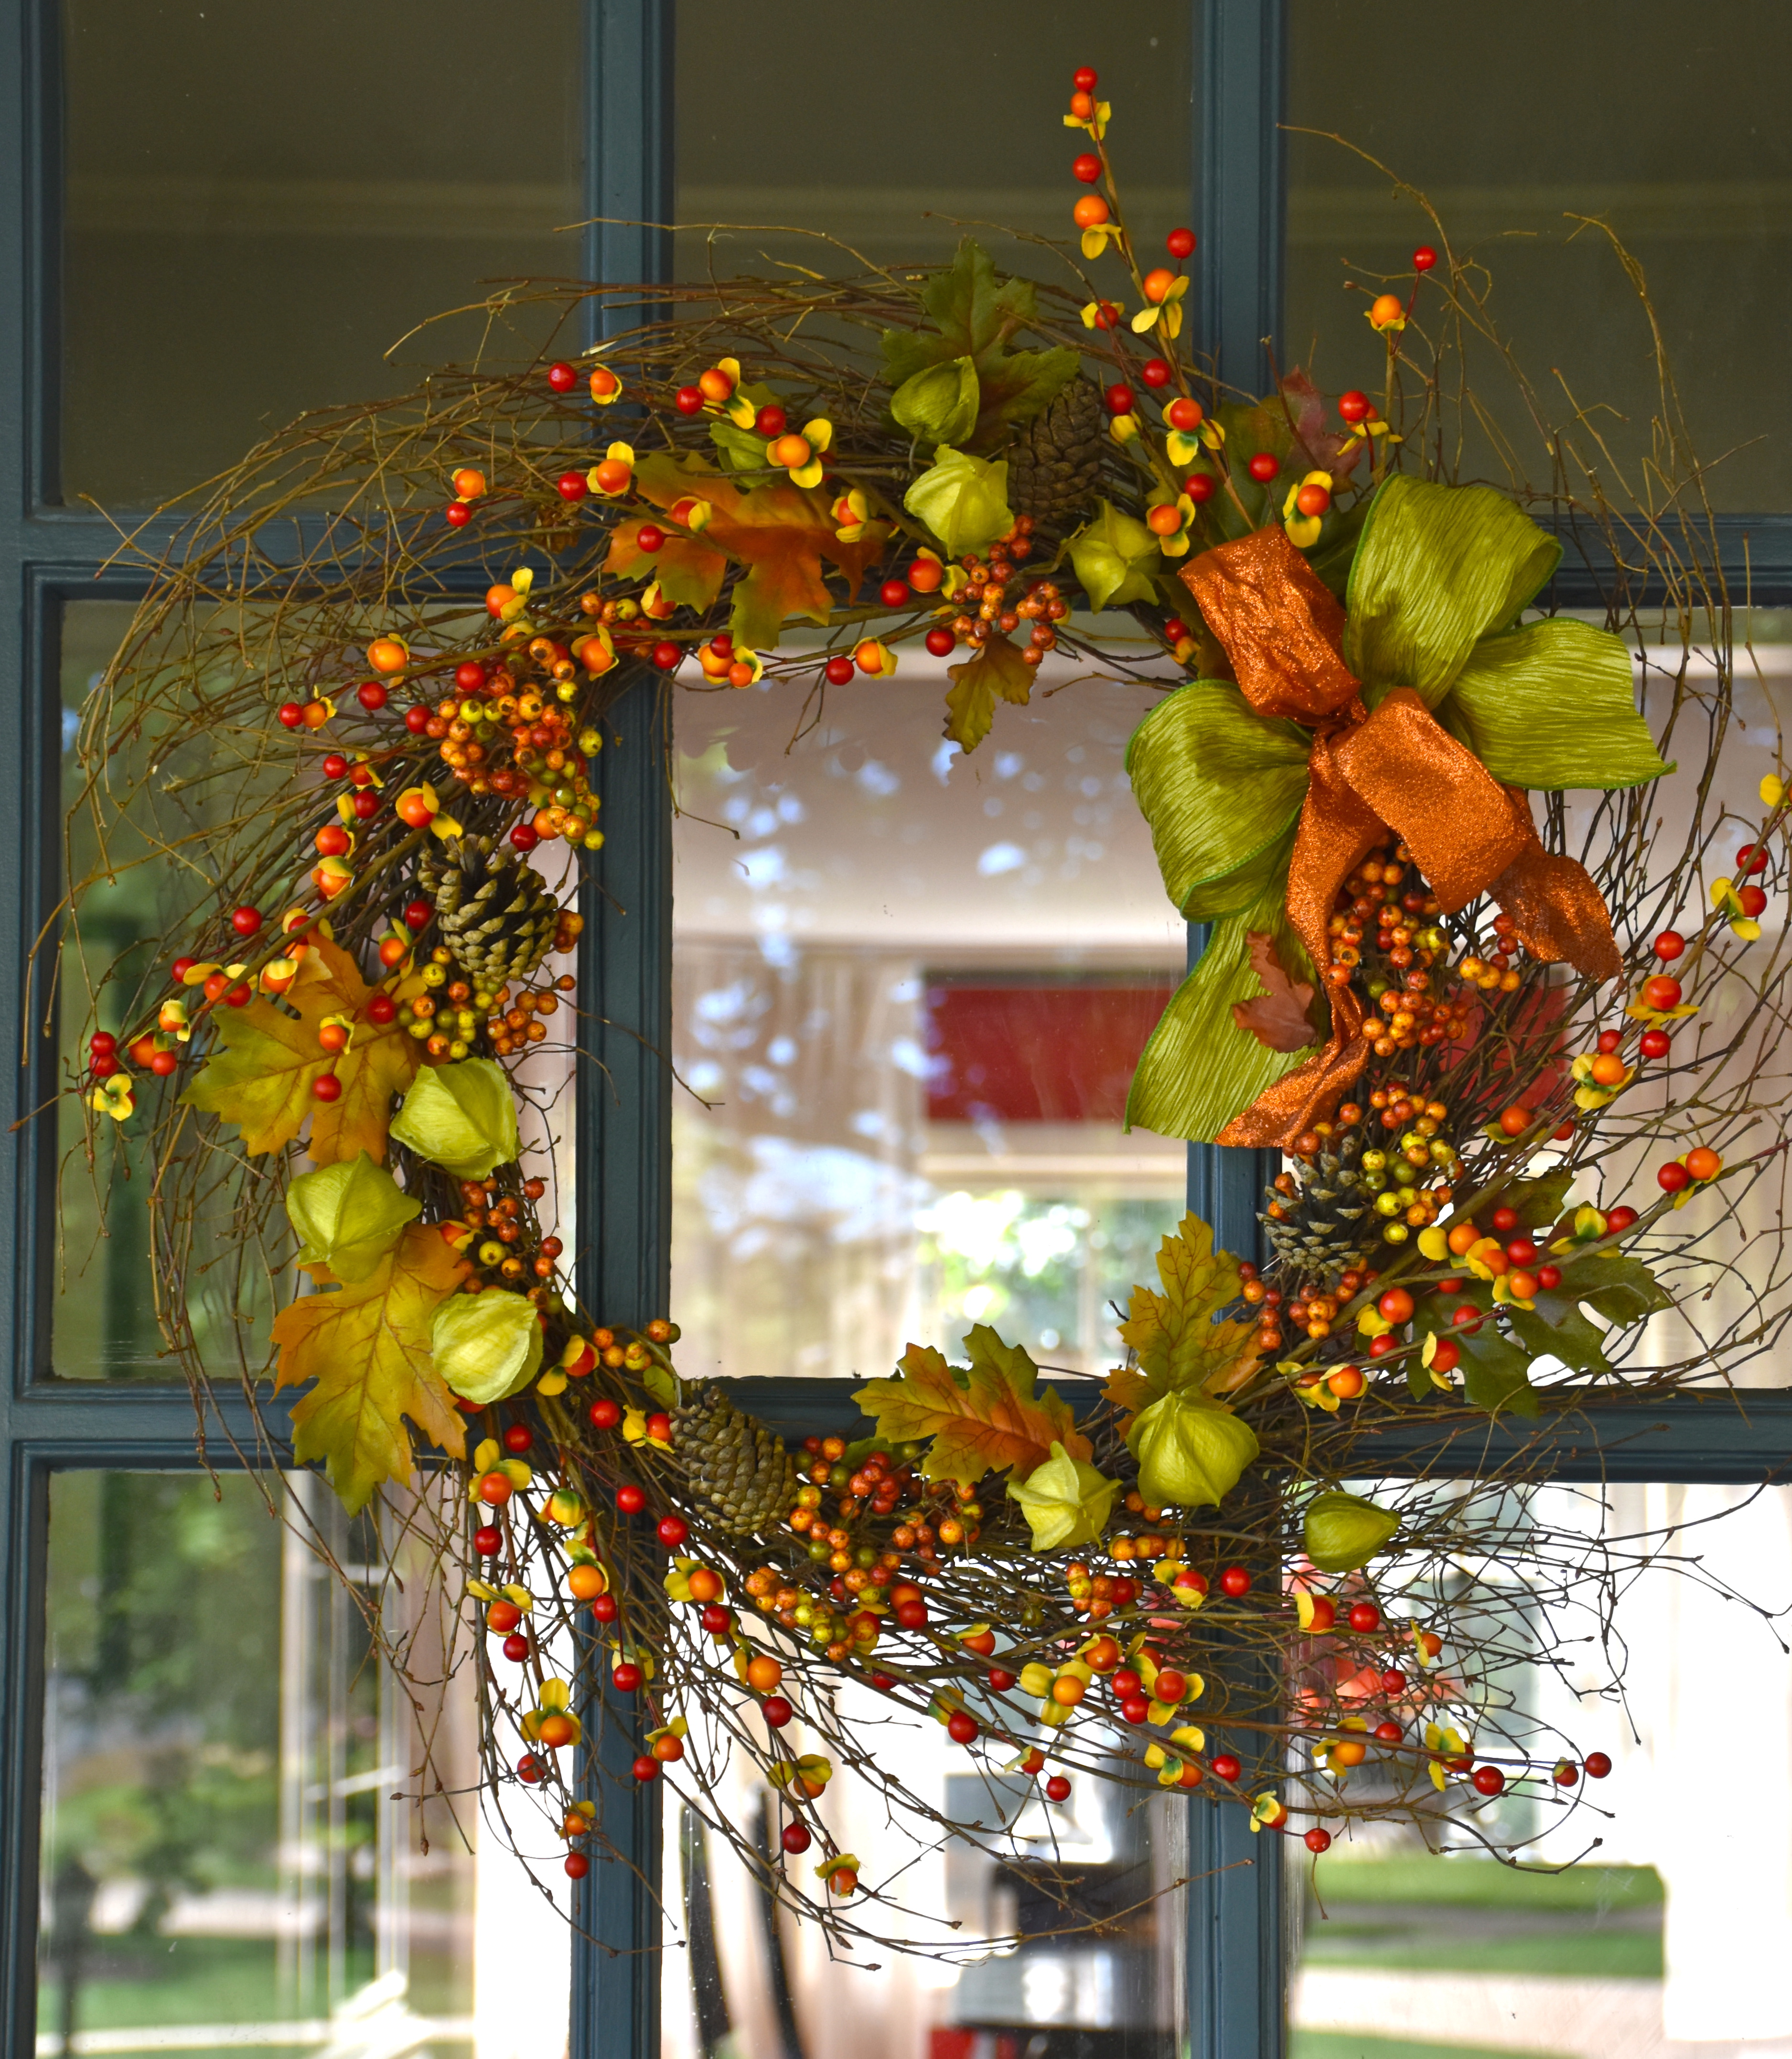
xmin=629 ymin=453 xmax=888 ymax=651
xmin=1232 ymin=930 xmax=1320 ymax=1053
xmin=271 ymin=1221 xmax=468 ymax=1512
xmin=603 ymin=515 xmax=729 ymax=614
xmin=854 ymin=1326 xmax=1090 ymax=1487
xmin=182 ymin=936 xmax=419 ymax=1163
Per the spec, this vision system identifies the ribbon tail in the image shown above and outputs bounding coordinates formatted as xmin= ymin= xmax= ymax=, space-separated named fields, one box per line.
xmin=1491 ymin=792 xmax=1621 ymax=981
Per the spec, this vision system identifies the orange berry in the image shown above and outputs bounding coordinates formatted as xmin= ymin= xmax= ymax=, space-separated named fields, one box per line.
xmin=378 ymin=938 xmax=408 ymax=968
xmin=592 ymin=457 xmax=632 ymax=494
xmin=697 ymin=366 xmax=735 ymax=402
xmin=589 ymin=367 xmax=622 ymax=401
xmin=1369 ymin=292 xmax=1406 ymax=328
xmin=1447 ymin=1222 xmax=1480 ymax=1255
xmin=451 ymin=466 xmax=487 ymax=500
xmin=365 ymin=637 xmax=409 ymax=676
xmin=1331 ymin=1739 xmax=1367 ymax=1768
xmin=1326 ymin=1364 xmax=1366 ymax=1400
xmin=746 ymin=1654 xmax=783 ymax=1693
xmin=301 ymin=701 xmax=332 ymax=729
xmin=1072 ymin=194 xmax=1110 ymax=228
xmin=1069 ymin=90 xmax=1095 ymax=119
xmin=1498 ymin=1105 xmax=1534 ymax=1137
xmin=907 ymin=557 xmax=944 ymax=593
xmin=687 ymin=1567 xmax=723 ymax=1603
xmin=317 ymin=1022 xmax=350 ymax=1055
xmin=538 ymin=1713 xmax=576 ymax=1749
xmin=485 ymin=583 xmax=516 ymax=618
xmin=652 ymin=1732 xmax=685 ymax=1762
xmin=1685 ymin=1145 xmax=1721 ymax=1182
xmin=1165 ymin=397 xmax=1203 ymax=432
xmin=1142 ymin=267 xmax=1176 ymax=303
xmin=768 ymin=433 xmax=813 ymax=471
xmin=1050 ymin=1674 xmax=1087 ymax=1706
xmin=1295 ymin=483 xmax=1331 ymax=517
xmin=829 ymin=1867 xmax=858 ymax=1897
xmin=1146 ymin=504 xmax=1183 ymax=536
xmin=1589 ymin=1053 xmax=1627 ymax=1086
xmin=567 ymin=1563 xmax=607 ymax=1601
xmin=727 ymin=662 xmax=756 ymax=689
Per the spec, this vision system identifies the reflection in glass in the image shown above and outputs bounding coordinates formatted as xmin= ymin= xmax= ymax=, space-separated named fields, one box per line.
xmin=61 ymin=0 xmax=580 ymax=507
xmin=1286 ymin=0 xmax=1792 ymax=510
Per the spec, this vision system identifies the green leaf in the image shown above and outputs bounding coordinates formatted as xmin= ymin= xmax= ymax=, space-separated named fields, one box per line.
xmin=1069 ymin=501 xmax=1160 ymax=611
xmin=1127 ymin=1389 xmax=1259 ymax=1510
xmin=1126 ymin=883 xmax=1321 ymax=1143
xmin=1125 ymin=679 xmax=1311 ymax=916
xmin=880 ymin=240 xmax=1078 ymax=448
xmin=1496 ymin=1168 xmax=1579 ymax=1229
xmin=1106 ymin=1212 xmax=1261 ymax=1421
xmin=643 ymin=1362 xmax=679 ymax=1406
xmin=708 ymin=419 xmax=771 ymax=471
xmin=1553 ymin=1250 xmax=1673 ymax=1326
xmin=431 ymin=1288 xmax=544 ymax=1406
xmin=943 ymin=633 xmax=1033 ymax=752
xmin=1007 ymin=1442 xmax=1121 ymax=1552
xmin=1304 ymin=1490 xmax=1401 ymax=1573
xmin=1345 ymin=475 xmax=1562 ymax=709
xmin=1442 ymin=618 xmax=1670 ymax=790
xmin=1456 ymin=1328 xmax=1540 ymax=1416
xmin=902 ymin=445 xmax=1013 ymax=560
xmin=389 ymin=1058 xmax=520 ymax=1179
xmin=891 ymin=357 xmax=981 ymax=448
xmin=286 ymin=1152 xmax=420 ymax=1283
xmin=1508 ymin=1299 xmax=1615 ymax=1378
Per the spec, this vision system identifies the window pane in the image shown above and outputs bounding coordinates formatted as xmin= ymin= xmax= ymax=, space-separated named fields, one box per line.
xmin=670 ymin=662 xmax=1187 ymax=1384
xmin=675 ymin=7 xmax=1191 ymax=283
xmin=1284 ymin=1480 xmax=1792 ymax=2055
xmin=37 ymin=1470 xmax=558 ymax=2059
xmin=61 ymin=0 xmax=580 ymax=508
xmin=1285 ymin=0 xmax=1792 ymax=510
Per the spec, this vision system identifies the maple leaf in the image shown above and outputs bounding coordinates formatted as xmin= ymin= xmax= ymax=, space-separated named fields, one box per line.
xmin=853 ymin=1325 xmax=1090 ymax=1486
xmin=630 ymin=453 xmax=886 ymax=651
xmin=271 ymin=1222 xmax=468 ymax=1512
xmin=880 ymin=238 xmax=1079 ymax=451
xmin=1105 ymin=1213 xmax=1262 ymax=1425
xmin=182 ymin=937 xmax=419 ymax=1163
xmin=1232 ymin=931 xmax=1321 ymax=1052
xmin=944 ymin=634 xmax=1034 ymax=753
xmin=603 ymin=513 xmax=728 ymax=614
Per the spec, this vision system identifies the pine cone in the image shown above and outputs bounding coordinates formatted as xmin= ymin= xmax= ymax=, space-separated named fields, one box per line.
xmin=671 ymin=1385 xmax=796 ymax=1537
xmin=1262 ymin=1128 xmax=1378 ymax=1288
xmin=417 ymin=836 xmax=562 ymax=989
xmin=1007 ymin=379 xmax=1106 ymax=539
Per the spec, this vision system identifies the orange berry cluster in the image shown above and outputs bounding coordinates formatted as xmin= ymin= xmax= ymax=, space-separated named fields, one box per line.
xmin=947 ymin=519 xmax=1068 ymax=666
xmin=457 ymin=1172 xmax=560 ymax=1300
xmin=486 ymin=964 xmax=579 ymax=1056
xmin=1325 ymin=843 xmax=1473 ymax=1056
xmin=435 ymin=667 xmax=602 ymax=846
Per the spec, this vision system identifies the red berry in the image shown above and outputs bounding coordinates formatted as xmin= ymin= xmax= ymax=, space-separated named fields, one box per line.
xmin=754 ymin=406 xmax=787 ymax=438
xmin=399 ymin=899 xmax=431 ymax=934
xmin=1741 ymin=883 xmax=1769 ymax=916
xmin=564 ymin=1852 xmax=590 ymax=1879
xmin=1606 ymin=1206 xmax=1638 ymax=1232
xmin=1211 ymin=1754 xmax=1242 ymax=1783
xmin=988 ymin=1667 xmax=1016 ymax=1692
xmin=1653 ymin=929 xmax=1685 ymax=961
xmin=1535 ymin=1265 xmax=1561 ymax=1290
xmin=1380 ymin=1669 xmax=1406 ymax=1693
xmin=517 ymin=1754 xmax=545 ymax=1784
xmin=547 ymin=361 xmax=577 ymax=393
xmin=1072 ymin=65 xmax=1098 ymax=89
xmin=357 ymin=680 xmax=388 ymax=711
xmin=502 ymin=1632 xmax=530 ymax=1661
xmin=474 ymin=1525 xmax=502 ymax=1556
xmin=312 ymin=1074 xmax=342 ymax=1102
xmin=590 ymin=1398 xmax=621 ymax=1429
xmin=487 ymin=1600 xmax=522 ymax=1635
xmin=455 ymin=661 xmax=486 ymax=691
xmin=1585 ymin=1751 xmax=1612 ymax=1779
xmin=761 ymin=1696 xmax=794 ymax=1728
xmin=1427 ymin=1337 xmax=1460 ymax=1371
xmin=170 ymin=958 xmax=196 ymax=983
xmin=632 ymin=1755 xmax=660 ymax=1783
xmin=947 ymin=1710 xmax=980 ymax=1745
xmin=351 ymin=790 xmax=380 ymax=822
xmin=1738 ymin=842 xmax=1769 ymax=874
xmin=1164 ymin=618 xmax=1188 ymax=642
xmin=616 ymin=1484 xmax=646 ymax=1513
xmin=1657 ymin=1160 xmax=1692 ymax=1193
xmin=557 ymin=470 xmax=590 ymax=502
xmin=1185 ymin=473 xmax=1215 ymax=504
xmin=1642 ymin=974 xmax=1683 ymax=1010
xmin=1374 ymin=1720 xmax=1403 ymax=1743
xmin=895 ymin=1598 xmax=928 ymax=1629
xmin=1220 ymin=1566 xmax=1250 ymax=1597
xmin=1450 ymin=1304 xmax=1483 ymax=1332
xmin=404 ymin=705 xmax=430 ymax=735
xmin=646 ymin=1412 xmax=672 ymax=1441
xmin=870 ymin=1672 xmax=896 ymax=1693
xmin=1045 ymin=1774 xmax=1073 ymax=1802
xmin=781 ymin=1822 xmax=812 ymax=1854
xmin=230 ymin=906 xmax=263 ymax=938
xmin=880 ymin=579 xmax=912 ymax=608
xmin=591 ymin=1594 xmax=618 ymax=1622
xmin=1247 ymin=452 xmax=1280 ymax=482
xmin=277 ymin=702 xmax=305 ymax=728
xmin=656 ymin=1516 xmax=688 ymax=1548
xmin=675 ymin=385 xmax=705 ymax=415
xmin=1505 ymin=1239 xmax=1539 ymax=1268
xmin=322 ymin=754 xmax=349 ymax=780
xmin=444 ymin=502 xmax=472 ymax=528
xmin=700 ymin=1604 xmax=733 ymax=1635
xmin=366 ymin=994 xmax=397 ymax=1025
xmin=636 ymin=524 xmax=665 ymax=554
xmin=510 ymin=823 xmax=540 ymax=852
xmin=1378 ymin=1286 xmax=1415 ymax=1324
xmin=924 ymin=627 xmax=956 ymax=658
xmin=824 ymin=656 xmax=855 ymax=685
xmin=1140 ymin=357 xmax=1172 ymax=389
xmin=1367 ymin=1334 xmax=1396 ymax=1358
xmin=1111 ymin=1670 xmax=1141 ymax=1699
xmin=1072 ymin=152 xmax=1102 ymax=183
xmin=1553 ymin=1759 xmax=1579 ymax=1787
xmin=1347 ymin=1602 xmax=1381 ymax=1634
xmin=87 ymin=1051 xmax=118 ymax=1080
xmin=1104 ymin=383 xmax=1136 ymax=416
xmin=1471 ymin=1765 xmax=1506 ymax=1796
xmin=1640 ymin=1027 xmax=1671 ymax=1059
xmin=1491 ymin=1207 xmax=1519 ymax=1233
xmin=1412 ymin=245 xmax=1438 ymax=272
xmin=89 ymin=1031 xmax=117 ymax=1056
xmin=612 ymin=1661 xmax=643 ymax=1692
xmin=503 ymin=1423 xmax=533 ymax=1454
xmin=1167 ymin=226 xmax=1197 ymax=259
xmin=1304 ymin=1827 xmax=1331 ymax=1853
xmin=1338 ymin=390 xmax=1370 ymax=424
xmin=652 ymin=642 xmax=682 ymax=672
xmin=1596 ymin=1028 xmax=1622 ymax=1055
xmin=1121 ymin=1696 xmax=1150 ymax=1724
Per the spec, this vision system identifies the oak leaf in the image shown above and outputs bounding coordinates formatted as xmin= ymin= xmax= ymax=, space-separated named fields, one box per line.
xmin=182 ymin=938 xmax=419 ymax=1163
xmin=944 ymin=633 xmax=1033 ymax=753
xmin=1104 ymin=1212 xmax=1262 ymax=1425
xmin=271 ymin=1221 xmax=468 ymax=1511
xmin=854 ymin=1325 xmax=1090 ymax=1487
xmin=1232 ymin=931 xmax=1320 ymax=1052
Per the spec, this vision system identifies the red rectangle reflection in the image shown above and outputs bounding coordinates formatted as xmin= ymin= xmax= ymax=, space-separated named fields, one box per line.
xmin=925 ymin=980 xmax=1176 ymax=1124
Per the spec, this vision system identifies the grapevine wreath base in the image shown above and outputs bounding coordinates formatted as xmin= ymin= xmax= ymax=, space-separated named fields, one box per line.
xmin=63 ymin=65 xmax=1792 ymax=1947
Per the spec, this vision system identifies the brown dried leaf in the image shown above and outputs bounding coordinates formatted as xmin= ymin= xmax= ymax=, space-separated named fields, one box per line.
xmin=1232 ymin=931 xmax=1319 ymax=1052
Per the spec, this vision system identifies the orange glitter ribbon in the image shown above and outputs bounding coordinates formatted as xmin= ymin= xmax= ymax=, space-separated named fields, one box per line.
xmin=1180 ymin=526 xmax=1620 ymax=1148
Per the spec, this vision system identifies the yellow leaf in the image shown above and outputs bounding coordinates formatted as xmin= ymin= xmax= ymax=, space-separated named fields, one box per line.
xmin=182 ymin=938 xmax=418 ymax=1163
xmin=1105 ymin=1212 xmax=1262 ymax=1427
xmin=271 ymin=1222 xmax=468 ymax=1511
xmin=854 ymin=1326 xmax=1090 ymax=1485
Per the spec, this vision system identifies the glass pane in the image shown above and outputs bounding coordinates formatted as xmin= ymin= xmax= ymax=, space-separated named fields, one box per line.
xmin=1285 ymin=0 xmax=1792 ymax=510
xmin=38 ymin=1469 xmax=558 ymax=2059
xmin=62 ymin=0 xmax=580 ymax=508
xmin=1284 ymin=1480 xmax=1792 ymax=2057
xmin=670 ymin=662 xmax=1187 ymax=1384
xmin=674 ymin=7 xmax=1191 ymax=283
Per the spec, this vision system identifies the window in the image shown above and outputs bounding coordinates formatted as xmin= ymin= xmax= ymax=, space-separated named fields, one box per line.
xmin=11 ymin=9 xmax=1792 ymax=2059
